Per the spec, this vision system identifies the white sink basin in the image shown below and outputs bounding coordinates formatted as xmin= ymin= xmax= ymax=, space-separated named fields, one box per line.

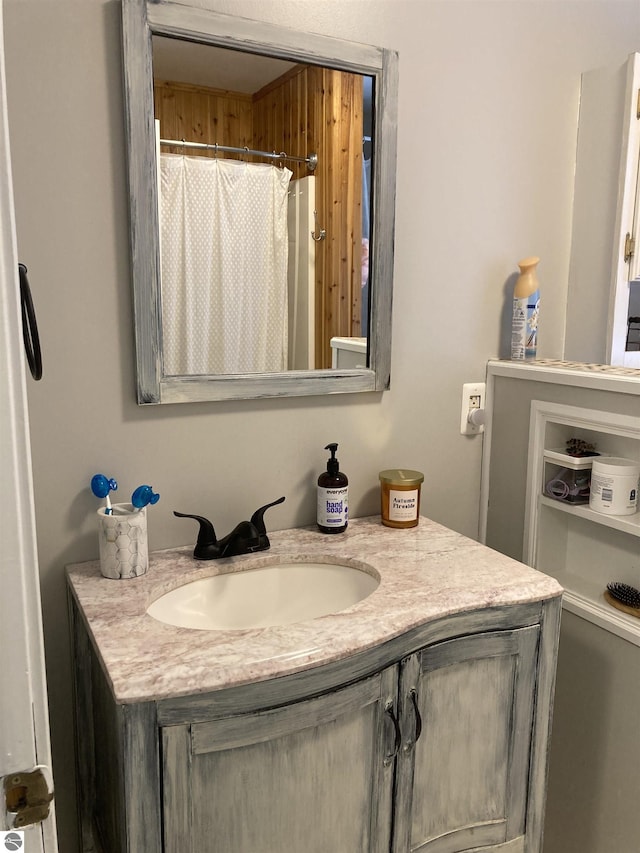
xmin=146 ymin=560 xmax=379 ymax=630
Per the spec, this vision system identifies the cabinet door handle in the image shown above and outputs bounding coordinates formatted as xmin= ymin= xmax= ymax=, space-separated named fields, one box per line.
xmin=384 ymin=701 xmax=401 ymax=766
xmin=401 ymin=688 xmax=423 ymax=754
xmin=409 ymin=689 xmax=422 ymax=742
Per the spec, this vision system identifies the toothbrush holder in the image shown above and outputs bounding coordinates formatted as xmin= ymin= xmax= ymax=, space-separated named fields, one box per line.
xmin=97 ymin=503 xmax=149 ymax=579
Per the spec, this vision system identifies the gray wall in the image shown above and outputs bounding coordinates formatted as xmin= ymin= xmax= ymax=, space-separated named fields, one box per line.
xmin=548 ymin=611 xmax=640 ymax=853
xmin=485 ymin=372 xmax=640 ymax=853
xmin=4 ymin=1 xmax=640 ymax=850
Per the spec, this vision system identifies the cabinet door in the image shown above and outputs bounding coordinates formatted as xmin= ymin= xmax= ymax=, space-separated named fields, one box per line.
xmin=162 ymin=666 xmax=398 ymax=853
xmin=393 ymin=626 xmax=539 ymax=853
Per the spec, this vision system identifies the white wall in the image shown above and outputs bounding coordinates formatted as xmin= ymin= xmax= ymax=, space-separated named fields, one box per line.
xmin=4 ymin=1 xmax=639 ymax=850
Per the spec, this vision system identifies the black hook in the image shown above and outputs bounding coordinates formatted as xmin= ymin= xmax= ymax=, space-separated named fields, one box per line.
xmin=18 ymin=263 xmax=42 ymax=380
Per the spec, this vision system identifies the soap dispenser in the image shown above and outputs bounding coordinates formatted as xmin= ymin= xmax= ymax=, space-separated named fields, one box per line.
xmin=317 ymin=442 xmax=349 ymax=533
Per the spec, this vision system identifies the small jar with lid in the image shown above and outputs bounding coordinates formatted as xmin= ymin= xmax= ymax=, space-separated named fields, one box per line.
xmin=379 ymin=469 xmax=424 ymax=528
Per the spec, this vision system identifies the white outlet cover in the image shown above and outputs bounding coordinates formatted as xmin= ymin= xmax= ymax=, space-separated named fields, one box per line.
xmin=460 ymin=382 xmax=486 ymax=435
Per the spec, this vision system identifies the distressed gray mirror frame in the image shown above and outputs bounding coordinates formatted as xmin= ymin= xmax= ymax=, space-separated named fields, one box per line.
xmin=122 ymin=0 xmax=398 ymax=404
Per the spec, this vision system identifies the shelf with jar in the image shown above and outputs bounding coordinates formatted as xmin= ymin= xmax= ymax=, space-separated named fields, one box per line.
xmin=524 ymin=401 xmax=640 ymax=646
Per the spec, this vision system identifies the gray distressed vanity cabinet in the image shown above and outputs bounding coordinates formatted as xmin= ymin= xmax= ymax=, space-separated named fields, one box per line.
xmin=70 ymin=597 xmax=559 ymax=853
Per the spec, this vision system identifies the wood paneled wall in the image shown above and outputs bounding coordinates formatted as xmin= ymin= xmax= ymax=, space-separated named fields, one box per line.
xmin=154 ymin=68 xmax=364 ymax=369
xmin=154 ymin=80 xmax=253 ymax=153
xmin=312 ymin=68 xmax=363 ymax=366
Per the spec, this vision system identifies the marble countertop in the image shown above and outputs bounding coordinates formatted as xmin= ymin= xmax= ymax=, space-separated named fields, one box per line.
xmin=67 ymin=515 xmax=562 ymax=704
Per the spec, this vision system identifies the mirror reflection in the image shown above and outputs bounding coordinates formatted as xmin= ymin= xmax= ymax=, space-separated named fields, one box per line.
xmin=625 ymin=282 xmax=640 ymax=352
xmin=152 ymin=37 xmax=374 ymax=375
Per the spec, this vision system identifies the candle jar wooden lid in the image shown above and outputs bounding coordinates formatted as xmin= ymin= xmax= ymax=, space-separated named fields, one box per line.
xmin=379 ymin=469 xmax=424 ymax=528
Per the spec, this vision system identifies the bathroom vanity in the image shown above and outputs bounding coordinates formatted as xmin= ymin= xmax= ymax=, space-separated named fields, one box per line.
xmin=67 ymin=516 xmax=562 ymax=853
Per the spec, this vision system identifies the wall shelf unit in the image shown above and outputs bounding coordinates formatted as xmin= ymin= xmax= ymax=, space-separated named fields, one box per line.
xmin=539 ymin=495 xmax=640 ymax=537
xmin=524 ymin=401 xmax=640 ymax=646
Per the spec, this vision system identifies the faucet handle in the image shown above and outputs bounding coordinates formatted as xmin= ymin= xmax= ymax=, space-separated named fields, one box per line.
xmin=174 ymin=511 xmax=220 ymax=559
xmin=249 ymin=496 xmax=286 ymax=535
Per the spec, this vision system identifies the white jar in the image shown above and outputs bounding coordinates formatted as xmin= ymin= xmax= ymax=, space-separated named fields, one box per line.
xmin=589 ymin=457 xmax=640 ymax=516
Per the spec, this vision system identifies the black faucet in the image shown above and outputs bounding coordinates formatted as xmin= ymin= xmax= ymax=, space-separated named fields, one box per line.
xmin=174 ymin=496 xmax=286 ymax=560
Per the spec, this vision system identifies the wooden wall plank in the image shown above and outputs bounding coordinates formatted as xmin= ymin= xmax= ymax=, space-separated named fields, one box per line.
xmin=154 ymin=79 xmax=253 ymax=155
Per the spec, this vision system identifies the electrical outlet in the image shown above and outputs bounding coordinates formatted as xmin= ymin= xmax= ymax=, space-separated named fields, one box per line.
xmin=460 ymin=382 xmax=486 ymax=435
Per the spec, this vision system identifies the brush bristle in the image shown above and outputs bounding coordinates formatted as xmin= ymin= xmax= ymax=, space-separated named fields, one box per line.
xmin=607 ymin=582 xmax=640 ymax=609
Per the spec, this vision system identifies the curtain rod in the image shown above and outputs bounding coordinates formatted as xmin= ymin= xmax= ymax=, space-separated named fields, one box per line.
xmin=159 ymin=138 xmax=318 ymax=172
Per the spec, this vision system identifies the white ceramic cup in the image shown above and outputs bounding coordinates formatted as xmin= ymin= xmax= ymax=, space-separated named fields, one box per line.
xmin=97 ymin=503 xmax=148 ymax=579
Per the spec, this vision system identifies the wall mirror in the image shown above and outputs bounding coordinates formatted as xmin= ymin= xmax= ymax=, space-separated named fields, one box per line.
xmin=122 ymin=0 xmax=398 ymax=403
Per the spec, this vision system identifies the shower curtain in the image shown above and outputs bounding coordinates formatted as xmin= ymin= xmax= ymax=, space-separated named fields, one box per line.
xmin=159 ymin=154 xmax=292 ymax=375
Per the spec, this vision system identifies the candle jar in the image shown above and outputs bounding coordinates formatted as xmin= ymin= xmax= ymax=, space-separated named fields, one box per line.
xmin=379 ymin=469 xmax=424 ymax=528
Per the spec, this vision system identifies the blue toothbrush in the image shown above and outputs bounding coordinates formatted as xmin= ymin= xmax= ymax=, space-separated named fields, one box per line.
xmin=91 ymin=474 xmax=118 ymax=515
xmin=131 ymin=485 xmax=160 ymax=510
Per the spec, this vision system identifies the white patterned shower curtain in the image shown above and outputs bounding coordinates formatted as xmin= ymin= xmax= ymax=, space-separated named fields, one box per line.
xmin=159 ymin=154 xmax=292 ymax=375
